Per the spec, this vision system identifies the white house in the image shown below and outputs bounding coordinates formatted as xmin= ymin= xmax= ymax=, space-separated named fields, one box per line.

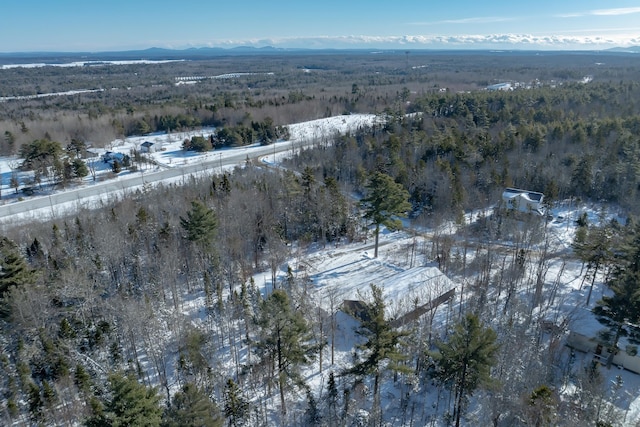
xmin=502 ymin=187 xmax=545 ymax=215
xmin=487 ymin=82 xmax=513 ymax=91
xmin=567 ymin=331 xmax=640 ymax=374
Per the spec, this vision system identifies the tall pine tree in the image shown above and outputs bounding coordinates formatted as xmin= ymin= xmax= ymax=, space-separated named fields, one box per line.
xmin=87 ymin=373 xmax=162 ymax=427
xmin=180 ymin=200 xmax=218 ymax=249
xmin=572 ymin=219 xmax=616 ymax=305
xmin=431 ymin=313 xmax=499 ymax=427
xmin=360 ymin=172 xmax=411 ymax=258
xmin=0 ymin=236 xmax=35 ymax=298
xmin=0 ymin=236 xmax=36 ymax=318
xmin=255 ymin=289 xmax=318 ymax=415
xmin=594 ymin=223 xmax=640 ymax=367
xmin=223 ymin=378 xmax=250 ymax=427
xmin=345 ymin=284 xmax=410 ymax=425
xmin=163 ymin=382 xmax=222 ymax=427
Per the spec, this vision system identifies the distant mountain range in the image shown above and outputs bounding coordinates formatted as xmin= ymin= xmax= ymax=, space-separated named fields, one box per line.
xmin=606 ymin=46 xmax=640 ymax=53
xmin=0 ymin=45 xmax=637 ymax=65
xmin=0 ymin=46 xmax=301 ymax=64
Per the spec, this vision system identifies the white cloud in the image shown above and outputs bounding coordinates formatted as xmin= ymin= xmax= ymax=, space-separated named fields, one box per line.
xmin=554 ymin=12 xmax=585 ymax=18
xmin=556 ymin=7 xmax=640 ymax=18
xmin=202 ymin=34 xmax=638 ymax=50
xmin=591 ymin=7 xmax=640 ymax=16
xmin=409 ymin=16 xmax=515 ymax=25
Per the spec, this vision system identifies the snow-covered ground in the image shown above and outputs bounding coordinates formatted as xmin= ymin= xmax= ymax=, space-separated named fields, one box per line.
xmin=0 ymin=59 xmax=184 ymax=70
xmin=172 ymin=196 xmax=640 ymax=425
xmin=0 ymin=88 xmax=105 ymax=102
xmin=2 ymin=112 xmax=639 ymax=424
xmin=280 ymin=206 xmax=640 ymax=425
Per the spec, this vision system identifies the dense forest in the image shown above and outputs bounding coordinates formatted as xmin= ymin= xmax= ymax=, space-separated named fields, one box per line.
xmin=1 ymin=51 xmax=640 ymax=426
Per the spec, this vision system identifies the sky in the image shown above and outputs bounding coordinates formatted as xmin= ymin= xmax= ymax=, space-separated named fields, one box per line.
xmin=1 ymin=0 xmax=639 ymax=52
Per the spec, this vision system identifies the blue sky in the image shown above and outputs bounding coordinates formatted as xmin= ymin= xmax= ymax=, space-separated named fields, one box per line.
xmin=2 ymin=0 xmax=639 ymax=52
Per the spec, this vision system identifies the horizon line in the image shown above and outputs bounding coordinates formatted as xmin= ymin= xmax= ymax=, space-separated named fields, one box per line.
xmin=1 ymin=45 xmax=639 ymax=56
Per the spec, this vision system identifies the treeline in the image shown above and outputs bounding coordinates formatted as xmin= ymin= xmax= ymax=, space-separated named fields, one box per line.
xmin=0 ymin=54 xmax=405 ymax=154
xmin=9 ymin=51 xmax=639 ymax=156
xmin=183 ymin=117 xmax=290 ymax=151
xmin=285 ymin=81 xmax=640 ymax=223
xmin=0 ymin=86 xmax=342 ymax=155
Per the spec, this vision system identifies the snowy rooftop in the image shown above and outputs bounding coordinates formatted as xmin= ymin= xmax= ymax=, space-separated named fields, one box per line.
xmin=274 ymin=231 xmax=458 ymax=320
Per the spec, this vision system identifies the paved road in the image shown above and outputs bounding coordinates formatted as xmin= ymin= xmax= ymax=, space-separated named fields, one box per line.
xmin=0 ymin=140 xmax=301 ymax=225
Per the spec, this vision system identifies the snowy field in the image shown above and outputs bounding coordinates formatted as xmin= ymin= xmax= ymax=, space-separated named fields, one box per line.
xmin=0 ymin=59 xmax=184 ymax=70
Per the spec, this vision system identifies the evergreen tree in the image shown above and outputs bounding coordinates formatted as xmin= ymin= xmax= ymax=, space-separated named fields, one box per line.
xmin=223 ymin=378 xmax=249 ymax=427
xmin=324 ymin=371 xmax=340 ymax=427
xmin=324 ymin=176 xmax=350 ymax=242
xmin=72 ymin=158 xmax=89 ymax=178
xmin=4 ymin=130 xmax=15 ymax=146
xmin=25 ymin=237 xmax=44 ymax=263
xmin=27 ymin=381 xmax=43 ymax=422
xmin=0 ymin=236 xmax=35 ymax=298
xmin=345 ymin=284 xmax=410 ymax=425
xmin=303 ymin=388 xmax=321 ymax=426
xmin=19 ymin=139 xmax=63 ymax=177
xmin=571 ymin=155 xmax=594 ymax=197
xmin=74 ymin=364 xmax=92 ymax=396
xmin=256 ymin=289 xmax=318 ymax=415
xmin=360 ymin=172 xmax=411 ymax=257
xmin=177 ymin=329 xmax=210 ymax=387
xmin=42 ymin=379 xmax=57 ymax=409
xmin=0 ymin=236 xmax=36 ymax=318
xmin=593 ymin=271 xmax=640 ymax=367
xmin=594 ymin=224 xmax=640 ymax=367
xmin=525 ymin=385 xmax=558 ymax=427
xmin=111 ymin=160 xmax=122 ymax=174
xmin=180 ymin=200 xmax=218 ymax=248
xmin=220 ymin=174 xmax=231 ymax=195
xmin=431 ymin=313 xmax=499 ymax=427
xmin=183 ymin=135 xmax=213 ymax=152
xmin=87 ymin=373 xmax=162 ymax=427
xmin=59 ymin=318 xmax=76 ymax=339
xmin=572 ymin=221 xmax=615 ymax=305
xmin=163 ymin=383 xmax=222 ymax=427
xmin=66 ymin=138 xmax=87 ymax=158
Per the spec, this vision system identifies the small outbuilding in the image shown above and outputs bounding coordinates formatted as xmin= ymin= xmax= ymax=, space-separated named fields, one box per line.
xmin=140 ymin=141 xmax=156 ymax=153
